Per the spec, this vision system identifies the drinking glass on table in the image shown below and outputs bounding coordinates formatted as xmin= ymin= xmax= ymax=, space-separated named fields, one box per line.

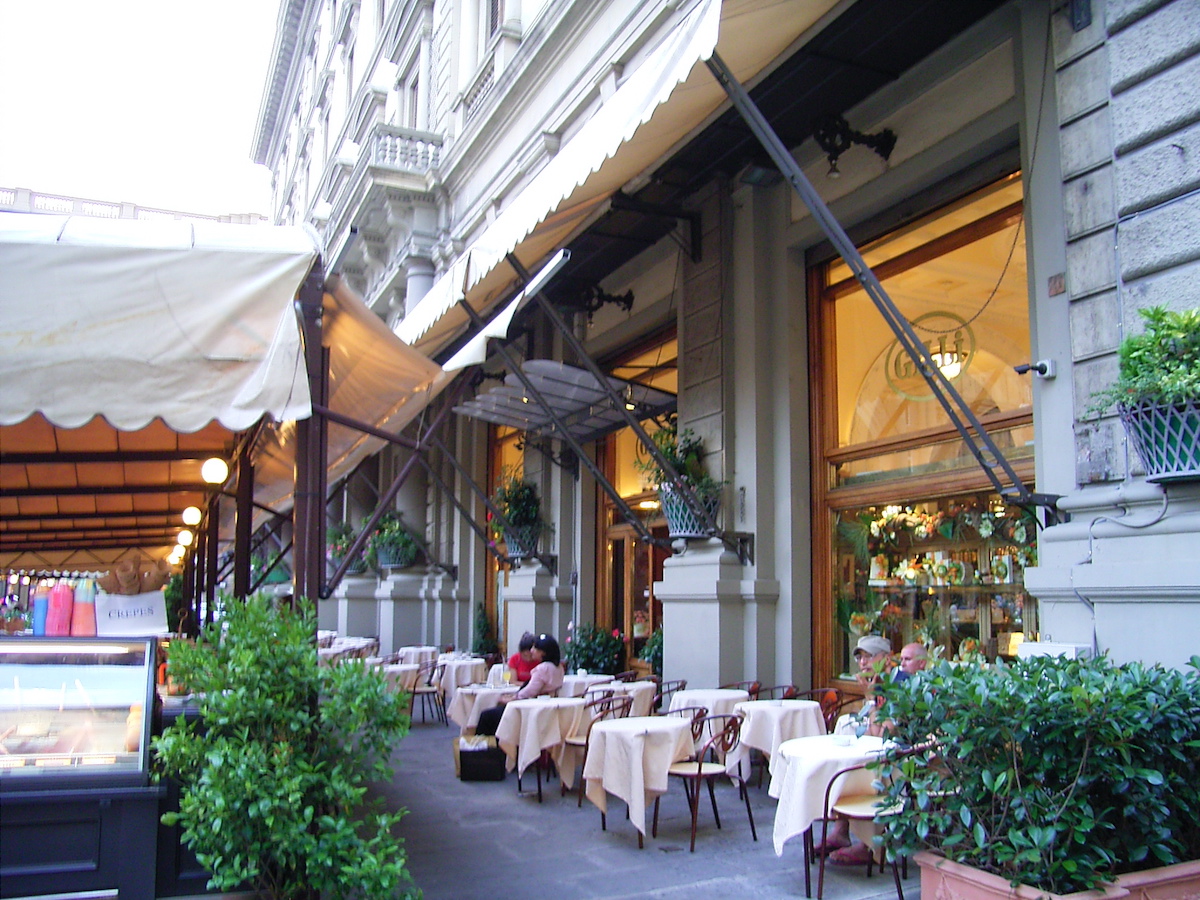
xmin=503 ymin=666 xmax=513 ymax=685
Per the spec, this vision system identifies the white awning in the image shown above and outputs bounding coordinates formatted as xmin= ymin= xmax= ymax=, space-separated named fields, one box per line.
xmin=0 ymin=213 xmax=445 ymax=569
xmin=396 ymin=0 xmax=840 ymax=358
xmin=0 ymin=212 xmax=320 ymax=431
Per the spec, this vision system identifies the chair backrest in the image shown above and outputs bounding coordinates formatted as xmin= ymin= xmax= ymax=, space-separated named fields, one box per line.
xmin=665 ymin=705 xmax=709 ymax=741
xmin=416 ymin=659 xmax=441 ymax=687
xmin=793 ymin=687 xmax=851 ymax=731
xmin=613 ymin=670 xmax=639 ymax=682
xmin=579 ymin=693 xmax=634 ymax=741
xmin=696 ymin=713 xmax=744 ymax=761
xmin=720 ymin=680 xmax=762 ymax=700
xmin=655 ymin=678 xmax=687 ymax=711
xmin=758 ymin=684 xmax=799 ymax=700
xmin=582 ymin=684 xmax=616 ymax=701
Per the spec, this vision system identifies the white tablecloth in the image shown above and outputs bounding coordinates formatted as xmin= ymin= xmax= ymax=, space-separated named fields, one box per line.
xmin=560 ymin=673 xmax=615 ymax=697
xmin=381 ymin=663 xmax=420 ymax=694
xmin=397 ymin=645 xmax=438 ymax=666
xmin=495 ymin=697 xmax=586 ymax=778
xmin=437 ymin=657 xmax=487 ymax=708
xmin=668 ymin=687 xmax=750 ymax=718
xmin=725 ymin=699 xmax=827 ymax=778
xmin=446 ymin=684 xmax=518 ymax=730
xmin=609 ymin=680 xmax=657 ymax=717
xmin=768 ymin=733 xmax=888 ymax=856
xmin=582 ymin=716 xmax=695 ymax=837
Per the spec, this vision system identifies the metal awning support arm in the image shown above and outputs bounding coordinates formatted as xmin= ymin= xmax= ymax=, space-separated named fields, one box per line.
xmin=313 ymin=398 xmax=513 ymax=569
xmin=315 ymin=381 xmax=462 ymax=597
xmin=705 ymin=52 xmax=1059 ymax=511
xmin=419 ymin=434 xmax=514 ymax=568
xmin=457 ymin=298 xmax=668 ymax=550
xmin=506 ymin=255 xmax=727 ymax=544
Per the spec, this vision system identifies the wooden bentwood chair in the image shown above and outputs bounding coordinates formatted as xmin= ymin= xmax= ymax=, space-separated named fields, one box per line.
xmin=411 ymin=660 xmax=447 ymax=725
xmin=720 ymin=680 xmax=762 ymax=699
xmin=792 ymin=687 xmax=855 ymax=732
xmin=653 ymin=679 xmax=687 ymax=713
xmin=652 ymin=713 xmax=758 ymax=852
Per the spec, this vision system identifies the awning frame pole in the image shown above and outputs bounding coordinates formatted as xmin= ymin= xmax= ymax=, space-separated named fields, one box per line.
xmin=506 ymin=255 xmax=727 ymax=544
xmin=456 ymin=299 xmax=667 ymax=550
xmin=312 ymin=399 xmax=513 ymax=570
xmin=705 ymin=51 xmax=1059 ymax=512
xmin=317 ymin=380 xmax=462 ymax=597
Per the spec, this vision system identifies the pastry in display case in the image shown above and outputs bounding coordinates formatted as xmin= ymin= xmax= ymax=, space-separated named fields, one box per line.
xmin=0 ymin=637 xmax=157 ymax=783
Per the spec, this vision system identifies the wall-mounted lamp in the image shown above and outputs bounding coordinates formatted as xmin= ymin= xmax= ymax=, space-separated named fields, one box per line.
xmin=1014 ymin=359 xmax=1056 ymax=380
xmin=811 ymin=114 xmax=897 ymax=179
xmin=201 ymin=457 xmax=229 ymax=484
xmin=637 ymin=499 xmax=660 ymax=510
xmin=931 ymin=350 xmax=962 ymax=379
xmin=181 ymin=506 xmax=203 ymax=526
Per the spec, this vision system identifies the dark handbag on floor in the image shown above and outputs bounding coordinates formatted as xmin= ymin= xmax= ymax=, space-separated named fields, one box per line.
xmin=453 ymin=736 xmax=507 ymax=781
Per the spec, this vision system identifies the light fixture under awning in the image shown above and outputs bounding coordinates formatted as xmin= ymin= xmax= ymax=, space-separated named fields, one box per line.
xmin=454 ymin=360 xmax=676 ymax=445
xmin=397 ymin=0 xmax=840 ymax=359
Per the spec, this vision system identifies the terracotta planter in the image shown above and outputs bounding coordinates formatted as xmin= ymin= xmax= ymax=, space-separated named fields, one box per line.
xmin=916 ymin=852 xmax=1200 ymax=900
xmin=914 ymin=851 xmax=1129 ymax=900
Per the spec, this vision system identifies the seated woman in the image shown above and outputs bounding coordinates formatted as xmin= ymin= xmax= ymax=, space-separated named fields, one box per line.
xmin=475 ymin=633 xmax=564 ymax=736
xmin=507 ymin=631 xmax=537 ymax=684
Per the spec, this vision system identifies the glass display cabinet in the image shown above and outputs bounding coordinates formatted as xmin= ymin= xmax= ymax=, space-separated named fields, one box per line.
xmin=0 ymin=637 xmax=156 ymax=783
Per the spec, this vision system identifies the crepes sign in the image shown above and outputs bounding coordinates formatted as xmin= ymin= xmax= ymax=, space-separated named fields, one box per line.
xmin=95 ymin=589 xmax=169 ymax=636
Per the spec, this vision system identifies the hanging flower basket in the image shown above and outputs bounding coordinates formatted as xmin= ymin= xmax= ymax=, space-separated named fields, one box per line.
xmin=659 ymin=482 xmax=720 ymax=539
xmin=329 ymin=554 xmax=368 ymax=576
xmin=1119 ymin=398 xmax=1200 ymax=483
xmin=374 ymin=545 xmax=417 ymax=569
xmin=503 ymin=524 xmax=542 ymax=558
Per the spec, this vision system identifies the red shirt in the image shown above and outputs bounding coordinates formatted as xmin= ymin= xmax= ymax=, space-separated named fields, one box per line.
xmin=507 ymin=651 xmax=536 ymax=683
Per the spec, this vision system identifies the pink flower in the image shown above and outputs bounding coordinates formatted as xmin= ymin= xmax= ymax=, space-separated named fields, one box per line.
xmin=612 ymin=629 xmax=620 ymax=638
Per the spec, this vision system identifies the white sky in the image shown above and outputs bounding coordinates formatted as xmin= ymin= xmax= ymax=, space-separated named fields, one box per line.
xmin=0 ymin=0 xmax=280 ymax=218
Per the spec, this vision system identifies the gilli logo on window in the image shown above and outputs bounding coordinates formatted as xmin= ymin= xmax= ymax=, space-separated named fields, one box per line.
xmin=884 ymin=311 xmax=976 ymax=401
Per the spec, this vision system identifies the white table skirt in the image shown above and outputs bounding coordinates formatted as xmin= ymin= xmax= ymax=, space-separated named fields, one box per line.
xmin=446 ymin=684 xmax=518 ymax=730
xmin=768 ymin=733 xmax=888 ymax=856
xmin=582 ymin=716 xmax=695 ymax=837
xmin=495 ymin=697 xmax=586 ymax=778
xmin=724 ymin=699 xmax=826 ymax=778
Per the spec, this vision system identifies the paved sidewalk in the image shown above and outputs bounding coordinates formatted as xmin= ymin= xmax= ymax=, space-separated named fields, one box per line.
xmin=373 ymin=716 xmax=921 ymax=900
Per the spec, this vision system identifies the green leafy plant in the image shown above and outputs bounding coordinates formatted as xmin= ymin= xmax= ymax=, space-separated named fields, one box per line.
xmin=326 ymin=521 xmax=357 ymax=557
xmin=163 ymin=572 xmax=189 ymax=634
xmin=366 ymin=512 xmax=419 ymax=568
xmin=638 ymin=625 xmax=663 ymax=677
xmin=875 ymin=654 xmax=1200 ymax=895
xmin=490 ymin=469 xmax=543 ymax=535
xmin=634 ymin=414 xmax=723 ymax=497
xmin=564 ymin=622 xmax=625 ymax=675
xmin=153 ymin=592 xmax=415 ymax=900
xmin=1090 ymin=305 xmax=1200 ymax=414
xmin=471 ymin=601 xmax=499 ymax=656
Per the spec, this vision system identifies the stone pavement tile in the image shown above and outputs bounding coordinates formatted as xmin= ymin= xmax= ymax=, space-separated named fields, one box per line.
xmin=373 ymin=719 xmax=921 ymax=900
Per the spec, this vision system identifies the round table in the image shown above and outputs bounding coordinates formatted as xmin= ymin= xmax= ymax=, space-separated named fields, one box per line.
xmin=446 ymin=684 xmax=518 ymax=731
xmin=724 ymin=698 xmax=826 ymax=778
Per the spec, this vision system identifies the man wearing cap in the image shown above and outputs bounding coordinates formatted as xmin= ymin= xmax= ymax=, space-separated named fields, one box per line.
xmin=816 ymin=634 xmax=895 ymax=861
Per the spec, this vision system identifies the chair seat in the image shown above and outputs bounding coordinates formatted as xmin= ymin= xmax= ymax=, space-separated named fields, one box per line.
xmin=666 ymin=760 xmax=727 ymax=778
xmin=564 ymin=735 xmax=587 ymax=747
xmin=831 ymin=793 xmax=901 ymax=819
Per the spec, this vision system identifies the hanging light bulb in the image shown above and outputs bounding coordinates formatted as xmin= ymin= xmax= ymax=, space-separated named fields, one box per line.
xmin=201 ymin=457 xmax=229 ymax=484
xmin=624 ymin=384 xmax=637 ymax=411
xmin=181 ymin=506 xmax=202 ymax=526
xmin=177 ymin=529 xmax=194 ymax=547
xmin=931 ymin=350 xmax=961 ymax=379
xmin=173 ymin=543 xmax=186 ymax=558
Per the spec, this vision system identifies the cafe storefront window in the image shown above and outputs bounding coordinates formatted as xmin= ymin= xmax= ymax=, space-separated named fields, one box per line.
xmin=810 ymin=174 xmax=1039 ymax=685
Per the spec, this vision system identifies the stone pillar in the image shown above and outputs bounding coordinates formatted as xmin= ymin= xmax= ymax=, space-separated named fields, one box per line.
xmin=421 ymin=569 xmax=469 ymax=651
xmin=332 ymin=573 xmax=380 ymax=639
xmin=503 ymin=562 xmax=571 ymax=652
xmin=377 ymin=570 xmax=425 ymax=654
xmin=404 ymin=257 xmax=435 ymax=316
xmin=655 ymin=540 xmax=748 ymax=689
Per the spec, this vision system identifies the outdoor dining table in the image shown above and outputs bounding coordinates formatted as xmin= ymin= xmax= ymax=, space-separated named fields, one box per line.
xmin=582 ymin=715 xmax=696 ymax=840
xmin=494 ymin=696 xmax=587 ymax=781
xmin=724 ymin=698 xmax=827 ymax=779
xmin=560 ymin=673 xmax=615 ymax=697
xmin=397 ymin=645 xmax=438 ymax=666
xmin=608 ymin=679 xmax=657 ymax=717
xmin=381 ymin=663 xmax=421 ymax=694
xmin=767 ymin=733 xmax=889 ymax=856
xmin=437 ymin=656 xmax=487 ymax=708
xmin=668 ymin=687 xmax=750 ymax=718
xmin=446 ymin=684 xmax=518 ymax=731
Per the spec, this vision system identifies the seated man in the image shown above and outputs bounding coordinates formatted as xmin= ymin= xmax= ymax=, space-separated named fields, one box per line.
xmin=891 ymin=642 xmax=928 ymax=684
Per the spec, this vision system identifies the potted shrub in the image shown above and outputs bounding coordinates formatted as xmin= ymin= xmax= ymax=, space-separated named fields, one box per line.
xmin=326 ymin=521 xmax=366 ymax=574
xmin=153 ymin=592 xmax=416 ymax=900
xmin=639 ymin=625 xmax=664 ymax=678
xmin=563 ymin=622 xmax=625 ymax=675
xmin=635 ymin=415 xmax=723 ymax=538
xmin=1090 ymin=305 xmax=1200 ymax=482
xmin=491 ymin=469 xmax=544 ymax=558
xmin=367 ymin=512 xmax=420 ymax=569
xmin=874 ymin=654 xmax=1200 ymax=899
